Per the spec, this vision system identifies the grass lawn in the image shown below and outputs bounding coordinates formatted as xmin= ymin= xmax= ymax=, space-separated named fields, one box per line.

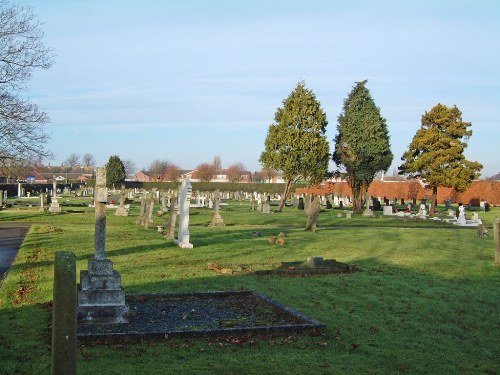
xmin=0 ymin=197 xmax=499 ymax=374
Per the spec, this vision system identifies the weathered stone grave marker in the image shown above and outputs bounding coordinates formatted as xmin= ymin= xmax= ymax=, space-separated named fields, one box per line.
xmin=174 ymin=179 xmax=193 ymax=248
xmin=77 ymin=167 xmax=128 ymax=323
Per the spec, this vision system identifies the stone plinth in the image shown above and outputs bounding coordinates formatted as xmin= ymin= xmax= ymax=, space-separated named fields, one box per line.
xmin=48 ymin=198 xmax=62 ymax=213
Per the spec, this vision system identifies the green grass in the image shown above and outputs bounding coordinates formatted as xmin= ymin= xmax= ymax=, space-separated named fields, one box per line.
xmin=0 ymin=200 xmax=499 ymax=374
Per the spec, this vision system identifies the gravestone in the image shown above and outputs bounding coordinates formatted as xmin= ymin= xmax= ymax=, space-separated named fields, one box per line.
xmin=346 ymin=211 xmax=352 ymax=219
xmin=445 ymin=199 xmax=451 ymax=210
xmin=298 ymin=197 xmax=304 ymax=210
xmin=307 ymin=256 xmax=324 ymax=268
xmin=40 ymin=193 xmax=46 ymax=212
xmin=135 ymin=196 xmax=147 ymax=225
xmin=174 ymin=179 xmax=193 ymax=248
xmin=48 ymin=194 xmax=61 ymax=213
xmin=165 ymin=190 xmax=178 ymax=240
xmin=209 ymin=189 xmax=225 ymax=226
xmin=115 ymin=190 xmax=128 ymax=217
xmin=292 ymin=196 xmax=299 ymax=209
xmin=161 ymin=192 xmax=167 ymax=212
xmin=0 ymin=190 xmax=3 ymax=209
xmin=262 ymin=203 xmax=271 ymax=214
xmin=456 ymin=205 xmax=466 ymax=225
xmin=143 ymin=194 xmax=155 ymax=228
xmin=326 ymin=200 xmax=332 ymax=209
xmin=77 ymin=167 xmax=128 ymax=323
xmin=362 ymin=194 xmax=374 ymax=217
xmin=373 ymin=199 xmax=381 ymax=211
xmin=383 ymin=205 xmax=393 ymax=216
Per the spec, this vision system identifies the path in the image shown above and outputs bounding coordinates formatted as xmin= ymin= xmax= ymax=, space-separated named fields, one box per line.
xmin=0 ymin=222 xmax=30 ymax=283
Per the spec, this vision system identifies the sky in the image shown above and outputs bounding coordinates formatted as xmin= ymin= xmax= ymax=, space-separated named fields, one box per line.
xmin=17 ymin=0 xmax=500 ymax=177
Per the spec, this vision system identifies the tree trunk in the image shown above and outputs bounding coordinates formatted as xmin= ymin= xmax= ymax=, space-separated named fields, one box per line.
xmin=305 ymin=194 xmax=321 ymax=231
xmin=430 ymin=185 xmax=438 ymax=216
xmin=350 ymin=180 xmax=368 ymax=214
xmin=278 ymin=179 xmax=294 ymax=212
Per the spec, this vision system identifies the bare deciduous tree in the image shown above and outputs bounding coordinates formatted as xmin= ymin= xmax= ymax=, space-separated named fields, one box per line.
xmin=0 ymin=1 xmax=54 ymax=174
xmin=148 ymin=159 xmax=170 ymax=180
xmin=82 ymin=153 xmax=96 ymax=167
xmin=212 ymin=155 xmax=222 ymax=171
xmin=122 ymin=159 xmax=136 ymax=176
xmin=64 ymin=153 xmax=80 ymax=168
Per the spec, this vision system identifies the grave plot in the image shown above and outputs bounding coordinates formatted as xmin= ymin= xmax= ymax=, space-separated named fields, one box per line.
xmin=207 ymin=257 xmax=357 ymax=276
xmin=77 ymin=291 xmax=324 ymax=342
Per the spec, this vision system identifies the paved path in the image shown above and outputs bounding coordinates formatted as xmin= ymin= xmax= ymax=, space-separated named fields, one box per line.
xmin=0 ymin=222 xmax=30 ymax=282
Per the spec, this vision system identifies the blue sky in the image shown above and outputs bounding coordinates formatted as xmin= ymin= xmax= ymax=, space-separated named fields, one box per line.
xmin=18 ymin=0 xmax=500 ymax=177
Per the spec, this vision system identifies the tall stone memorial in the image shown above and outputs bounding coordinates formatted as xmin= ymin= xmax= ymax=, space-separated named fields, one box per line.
xmin=77 ymin=167 xmax=128 ymax=323
xmin=174 ymin=179 xmax=193 ymax=248
xmin=48 ymin=177 xmax=61 ymax=213
xmin=209 ymin=189 xmax=225 ymax=226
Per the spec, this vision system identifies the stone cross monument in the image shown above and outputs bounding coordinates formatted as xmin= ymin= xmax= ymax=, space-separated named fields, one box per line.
xmin=48 ymin=177 xmax=61 ymax=213
xmin=77 ymin=167 xmax=128 ymax=323
xmin=209 ymin=189 xmax=225 ymax=226
xmin=174 ymin=178 xmax=193 ymax=248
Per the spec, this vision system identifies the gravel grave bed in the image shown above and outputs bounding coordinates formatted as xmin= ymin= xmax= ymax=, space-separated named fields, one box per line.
xmin=77 ymin=291 xmax=325 ymax=342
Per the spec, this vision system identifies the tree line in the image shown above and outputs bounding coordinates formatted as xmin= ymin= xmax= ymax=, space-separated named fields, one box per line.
xmin=260 ymin=80 xmax=482 ymax=229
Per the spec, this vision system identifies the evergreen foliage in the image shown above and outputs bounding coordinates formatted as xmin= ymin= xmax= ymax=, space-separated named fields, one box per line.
xmin=399 ymin=103 xmax=482 ymax=214
xmin=105 ymin=155 xmax=126 ymax=187
xmin=260 ymin=81 xmax=329 ymax=211
xmin=333 ymin=80 xmax=392 ymax=213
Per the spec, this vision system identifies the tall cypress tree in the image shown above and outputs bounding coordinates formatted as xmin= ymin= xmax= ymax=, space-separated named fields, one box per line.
xmin=333 ymin=80 xmax=393 ymax=213
xmin=260 ymin=81 xmax=330 ymax=213
xmin=105 ymin=155 xmax=126 ymax=187
xmin=399 ymin=103 xmax=482 ymax=214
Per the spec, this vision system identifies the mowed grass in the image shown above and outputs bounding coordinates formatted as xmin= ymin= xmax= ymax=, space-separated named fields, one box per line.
xmin=0 ymin=198 xmax=499 ymax=374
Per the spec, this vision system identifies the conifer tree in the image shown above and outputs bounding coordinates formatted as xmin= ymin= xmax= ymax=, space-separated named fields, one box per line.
xmin=105 ymin=155 xmax=126 ymax=187
xmin=260 ymin=81 xmax=330 ymax=214
xmin=333 ymin=80 xmax=392 ymax=213
xmin=399 ymin=103 xmax=482 ymax=214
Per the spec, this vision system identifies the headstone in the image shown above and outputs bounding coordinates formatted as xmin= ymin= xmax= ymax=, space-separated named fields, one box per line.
xmin=77 ymin=167 xmax=128 ymax=323
xmin=0 ymin=190 xmax=3 ymax=209
xmin=383 ymin=205 xmax=393 ymax=216
xmin=339 ymin=200 xmax=344 ymax=210
xmin=472 ymin=212 xmax=479 ymax=222
xmin=307 ymin=256 xmax=324 ymax=268
xmin=298 ymin=197 xmax=304 ymax=210
xmin=445 ymin=199 xmax=451 ymax=210
xmin=494 ymin=218 xmax=500 ymax=264
xmin=292 ymin=196 xmax=299 ymax=209
xmin=326 ymin=200 xmax=332 ymax=209
xmin=48 ymin=189 xmax=62 ymax=214
xmin=165 ymin=190 xmax=178 ymax=240
xmin=135 ymin=196 xmax=147 ymax=225
xmin=209 ymin=189 xmax=225 ymax=227
xmin=160 ymin=192 xmax=167 ymax=212
xmin=346 ymin=211 xmax=352 ymax=219
xmin=485 ymin=202 xmax=490 ymax=212
xmin=373 ymin=199 xmax=381 ymax=211
xmin=174 ymin=179 xmax=193 ymax=248
xmin=17 ymin=182 xmax=21 ymax=198
xmin=456 ymin=205 xmax=466 ymax=225
xmin=115 ymin=190 xmax=128 ymax=217
xmin=208 ymin=199 xmax=213 ymax=209
xmin=143 ymin=194 xmax=155 ymax=228
xmin=40 ymin=193 xmax=46 ymax=212
xmin=262 ymin=203 xmax=271 ymax=214
xmin=362 ymin=194 xmax=374 ymax=217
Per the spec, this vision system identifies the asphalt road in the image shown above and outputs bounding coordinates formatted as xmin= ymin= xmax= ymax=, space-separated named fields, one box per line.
xmin=0 ymin=223 xmax=30 ymax=282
